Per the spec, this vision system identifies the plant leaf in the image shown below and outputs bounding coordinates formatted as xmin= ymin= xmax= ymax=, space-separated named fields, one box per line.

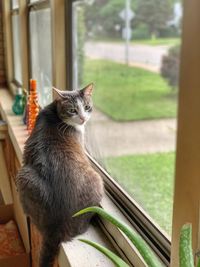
xmin=179 ymin=223 xmax=194 ymax=267
xmin=197 ymin=256 xmax=200 ymax=267
xmin=74 ymin=206 xmax=163 ymax=267
xmin=79 ymin=239 xmax=130 ymax=267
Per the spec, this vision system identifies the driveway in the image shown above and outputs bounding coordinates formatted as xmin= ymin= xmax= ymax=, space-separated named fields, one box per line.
xmin=85 ymin=41 xmax=169 ymax=73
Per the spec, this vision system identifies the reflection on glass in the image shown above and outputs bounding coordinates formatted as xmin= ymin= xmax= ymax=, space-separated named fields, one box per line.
xmin=12 ymin=0 xmax=19 ymax=9
xmin=29 ymin=0 xmax=41 ymax=3
xmin=72 ymin=0 xmax=182 ymax=235
xmin=12 ymin=15 xmax=22 ymax=84
xmin=29 ymin=8 xmax=52 ymax=107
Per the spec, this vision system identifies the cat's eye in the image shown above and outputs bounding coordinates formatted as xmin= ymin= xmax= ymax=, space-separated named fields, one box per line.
xmin=69 ymin=108 xmax=77 ymax=114
xmin=85 ymin=105 xmax=91 ymax=111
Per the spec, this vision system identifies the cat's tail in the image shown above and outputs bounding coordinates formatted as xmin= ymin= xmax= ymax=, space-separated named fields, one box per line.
xmin=39 ymin=235 xmax=61 ymax=267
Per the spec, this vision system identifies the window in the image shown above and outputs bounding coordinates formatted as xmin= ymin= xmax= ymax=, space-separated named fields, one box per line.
xmin=72 ymin=0 xmax=182 ymax=262
xmin=29 ymin=3 xmax=52 ymax=106
xmin=5 ymin=1 xmax=200 ymax=266
xmin=12 ymin=0 xmax=19 ymax=9
xmin=11 ymin=1 xmax=22 ymax=85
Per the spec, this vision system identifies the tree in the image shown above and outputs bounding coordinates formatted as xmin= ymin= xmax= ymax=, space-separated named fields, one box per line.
xmin=135 ymin=0 xmax=173 ymax=38
xmin=85 ymin=0 xmax=137 ymax=38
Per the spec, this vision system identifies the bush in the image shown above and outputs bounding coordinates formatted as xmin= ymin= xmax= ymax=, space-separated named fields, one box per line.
xmin=132 ymin=23 xmax=150 ymax=40
xmin=161 ymin=45 xmax=180 ymax=90
xmin=159 ymin=26 xmax=180 ymax=38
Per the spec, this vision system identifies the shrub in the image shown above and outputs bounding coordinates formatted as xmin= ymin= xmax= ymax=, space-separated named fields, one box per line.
xmin=161 ymin=45 xmax=180 ymax=90
xmin=132 ymin=23 xmax=150 ymax=40
xmin=159 ymin=26 xmax=180 ymax=38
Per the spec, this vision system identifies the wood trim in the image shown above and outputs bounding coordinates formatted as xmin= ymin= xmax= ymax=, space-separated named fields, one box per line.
xmin=171 ymin=0 xmax=200 ymax=266
xmin=2 ymin=0 xmax=14 ymax=91
xmin=0 ymin=141 xmax=13 ymax=204
xmin=50 ymin=0 xmax=66 ymax=91
xmin=19 ymin=0 xmax=29 ymax=90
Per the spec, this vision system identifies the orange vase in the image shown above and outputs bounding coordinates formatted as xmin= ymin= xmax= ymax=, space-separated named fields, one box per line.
xmin=27 ymin=79 xmax=39 ymax=134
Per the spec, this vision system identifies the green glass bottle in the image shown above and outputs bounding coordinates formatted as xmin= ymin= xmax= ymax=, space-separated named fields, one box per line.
xmin=12 ymin=88 xmax=25 ymax=115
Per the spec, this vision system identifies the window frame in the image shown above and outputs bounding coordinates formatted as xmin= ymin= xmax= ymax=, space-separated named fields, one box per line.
xmin=28 ymin=0 xmax=67 ymax=100
xmin=10 ymin=1 xmax=23 ymax=88
xmin=28 ymin=0 xmax=52 ymax=104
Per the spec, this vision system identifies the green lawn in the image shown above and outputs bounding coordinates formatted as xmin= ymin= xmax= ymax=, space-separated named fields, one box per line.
xmin=131 ymin=38 xmax=180 ymax=46
xmin=105 ymin=152 xmax=175 ymax=235
xmin=84 ymin=59 xmax=177 ymax=121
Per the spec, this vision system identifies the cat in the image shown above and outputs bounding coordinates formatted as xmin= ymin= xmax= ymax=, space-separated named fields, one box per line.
xmin=16 ymin=84 xmax=104 ymax=267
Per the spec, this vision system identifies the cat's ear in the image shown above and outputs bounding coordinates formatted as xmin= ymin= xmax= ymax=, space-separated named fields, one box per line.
xmin=52 ymin=87 xmax=65 ymax=100
xmin=80 ymin=83 xmax=94 ymax=97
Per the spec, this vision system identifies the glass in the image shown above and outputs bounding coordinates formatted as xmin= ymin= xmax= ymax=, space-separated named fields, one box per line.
xmin=72 ymin=0 xmax=182 ymax=236
xmin=12 ymin=0 xmax=19 ymax=9
xmin=12 ymin=15 xmax=22 ymax=84
xmin=29 ymin=0 xmax=41 ymax=3
xmin=29 ymin=8 xmax=52 ymax=107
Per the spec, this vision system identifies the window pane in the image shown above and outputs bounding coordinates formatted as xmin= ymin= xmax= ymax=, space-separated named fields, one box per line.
xmin=29 ymin=0 xmax=41 ymax=3
xmin=29 ymin=8 xmax=52 ymax=107
xmin=12 ymin=15 xmax=22 ymax=84
xmin=72 ymin=0 xmax=182 ymax=236
xmin=12 ymin=0 xmax=19 ymax=9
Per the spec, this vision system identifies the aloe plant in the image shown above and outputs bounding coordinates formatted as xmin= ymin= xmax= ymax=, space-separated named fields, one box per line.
xmin=79 ymin=239 xmax=130 ymax=267
xmin=74 ymin=207 xmax=196 ymax=267
xmin=179 ymin=223 xmax=194 ymax=267
xmin=74 ymin=206 xmax=163 ymax=267
xmin=197 ymin=258 xmax=200 ymax=267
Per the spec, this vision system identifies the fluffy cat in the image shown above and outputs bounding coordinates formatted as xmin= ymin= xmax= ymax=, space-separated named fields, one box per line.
xmin=16 ymin=84 xmax=104 ymax=267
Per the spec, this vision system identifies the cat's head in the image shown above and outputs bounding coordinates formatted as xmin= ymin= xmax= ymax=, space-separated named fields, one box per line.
xmin=53 ymin=83 xmax=93 ymax=127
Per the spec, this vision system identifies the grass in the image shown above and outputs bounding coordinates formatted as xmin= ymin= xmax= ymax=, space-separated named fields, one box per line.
xmin=105 ymin=152 xmax=175 ymax=235
xmin=131 ymin=37 xmax=180 ymax=46
xmin=84 ymin=59 xmax=177 ymax=121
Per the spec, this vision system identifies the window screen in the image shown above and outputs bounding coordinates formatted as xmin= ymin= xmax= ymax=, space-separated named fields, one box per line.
xmin=29 ymin=8 xmax=52 ymax=107
xmin=12 ymin=14 xmax=22 ymax=84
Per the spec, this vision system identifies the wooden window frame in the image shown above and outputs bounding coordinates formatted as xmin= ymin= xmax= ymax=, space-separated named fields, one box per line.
xmin=171 ymin=0 xmax=200 ymax=265
xmin=28 ymin=0 xmax=67 ymax=100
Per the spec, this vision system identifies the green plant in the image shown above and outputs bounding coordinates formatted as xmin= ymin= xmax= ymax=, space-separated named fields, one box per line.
xmin=74 ymin=206 xmax=163 ymax=267
xmin=74 ymin=207 xmax=197 ymax=267
xmin=161 ymin=45 xmax=180 ymax=90
xmin=132 ymin=23 xmax=150 ymax=40
xmin=179 ymin=224 xmax=194 ymax=267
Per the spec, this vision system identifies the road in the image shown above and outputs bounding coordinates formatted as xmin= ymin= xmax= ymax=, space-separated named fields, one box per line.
xmin=85 ymin=41 xmax=169 ymax=72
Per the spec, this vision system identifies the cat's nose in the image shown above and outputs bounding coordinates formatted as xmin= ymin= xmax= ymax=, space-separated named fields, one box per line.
xmin=80 ymin=116 xmax=85 ymax=123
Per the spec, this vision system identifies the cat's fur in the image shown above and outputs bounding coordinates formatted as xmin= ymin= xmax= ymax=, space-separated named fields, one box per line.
xmin=16 ymin=84 xmax=104 ymax=267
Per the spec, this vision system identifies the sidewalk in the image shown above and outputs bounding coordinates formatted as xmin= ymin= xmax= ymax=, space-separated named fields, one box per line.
xmin=86 ymin=109 xmax=177 ymax=157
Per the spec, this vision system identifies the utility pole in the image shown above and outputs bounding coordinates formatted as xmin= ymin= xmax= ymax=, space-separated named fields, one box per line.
xmin=119 ymin=0 xmax=134 ymax=65
xmin=125 ymin=0 xmax=130 ymax=65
